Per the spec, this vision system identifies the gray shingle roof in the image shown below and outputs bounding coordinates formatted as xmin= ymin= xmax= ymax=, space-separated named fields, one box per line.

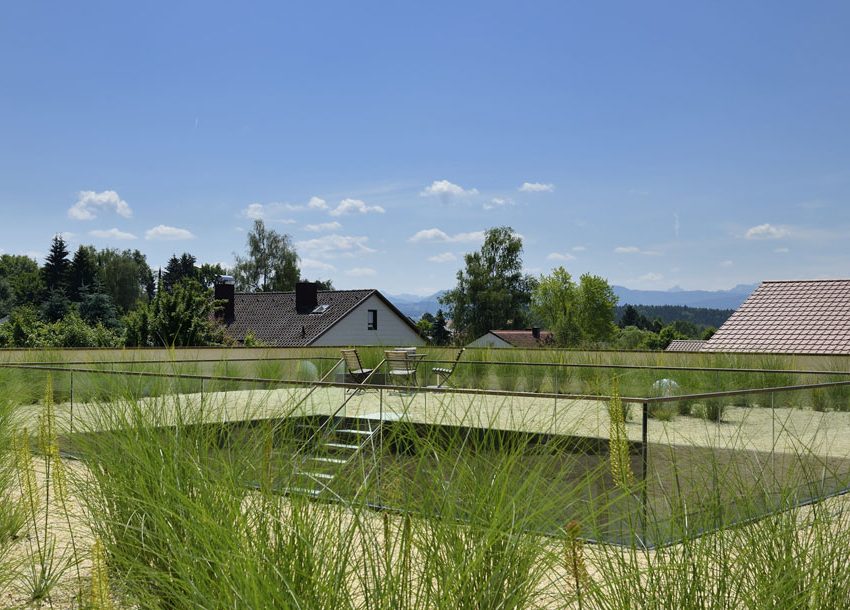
xmin=489 ymin=329 xmax=555 ymax=348
xmin=665 ymin=339 xmax=707 ymax=352
xmin=702 ymin=279 xmax=850 ymax=354
xmin=224 ymin=289 xmax=376 ymax=346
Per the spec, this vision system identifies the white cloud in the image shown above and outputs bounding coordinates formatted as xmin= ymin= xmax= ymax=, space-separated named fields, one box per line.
xmin=346 ymin=267 xmax=377 ymax=277
xmin=89 ymin=228 xmax=137 ymax=240
xmin=68 ymin=190 xmax=132 ymax=220
xmin=572 ymin=246 xmax=587 ymax=252
xmin=241 ymin=203 xmax=296 ymax=223
xmin=408 ymin=228 xmax=485 ymax=244
xmin=518 ymin=182 xmax=554 ymax=193
xmin=428 ymin=252 xmax=457 ymax=263
xmin=308 ymin=196 xmax=328 ymax=210
xmin=58 ymin=232 xmax=76 ymax=242
xmin=720 ymin=260 xmax=734 ymax=267
xmin=547 ymin=252 xmax=576 ymax=262
xmin=420 ymin=180 xmax=479 ymax=200
xmin=483 ymin=197 xmax=513 ymax=210
xmin=614 ymin=246 xmax=641 ymax=254
xmin=639 ymin=272 xmax=664 ymax=282
xmin=300 ymin=258 xmax=336 ymax=272
xmin=304 ymin=221 xmax=342 ymax=232
xmin=774 ymin=247 xmax=790 ymax=254
xmin=295 ymin=234 xmax=376 ymax=259
xmin=614 ymin=246 xmax=660 ymax=255
xmin=145 ymin=225 xmax=196 ymax=240
xmin=745 ymin=223 xmax=790 ymax=240
xmin=329 ymin=198 xmax=385 ymax=217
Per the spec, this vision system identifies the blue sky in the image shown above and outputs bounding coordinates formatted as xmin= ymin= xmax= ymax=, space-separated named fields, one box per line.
xmin=2 ymin=1 xmax=849 ymax=295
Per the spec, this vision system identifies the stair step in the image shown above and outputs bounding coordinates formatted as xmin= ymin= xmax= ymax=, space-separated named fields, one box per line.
xmin=307 ymin=455 xmax=348 ymax=465
xmin=286 ymin=486 xmax=323 ymax=497
xmin=297 ymin=471 xmax=335 ymax=480
xmin=323 ymin=442 xmax=359 ymax=451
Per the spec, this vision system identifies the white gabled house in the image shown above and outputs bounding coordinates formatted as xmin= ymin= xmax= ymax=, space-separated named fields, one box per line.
xmin=214 ymin=279 xmax=424 ymax=347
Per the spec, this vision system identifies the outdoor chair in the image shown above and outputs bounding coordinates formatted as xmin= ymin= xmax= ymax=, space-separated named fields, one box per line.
xmin=431 ymin=348 xmax=465 ymax=388
xmin=384 ymin=350 xmax=419 ymax=392
xmin=341 ymin=349 xmax=373 ymax=394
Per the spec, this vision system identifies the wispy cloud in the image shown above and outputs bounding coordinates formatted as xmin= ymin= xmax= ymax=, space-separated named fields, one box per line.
xmin=408 ymin=228 xmax=485 ymax=244
xmin=518 ymin=182 xmax=554 ymax=193
xmin=428 ymin=252 xmax=457 ymax=263
xmin=614 ymin=246 xmax=660 ymax=255
xmin=329 ymin=198 xmax=385 ymax=217
xmin=145 ymin=225 xmax=195 ymax=240
xmin=720 ymin=260 xmax=734 ymax=267
xmin=774 ymin=247 xmax=790 ymax=254
xmin=345 ymin=267 xmax=377 ymax=277
xmin=745 ymin=223 xmax=790 ymax=240
xmin=420 ymin=180 xmax=479 ymax=201
xmin=304 ymin=221 xmax=342 ymax=232
xmin=307 ymin=196 xmax=328 ymax=210
xmin=295 ymin=234 xmax=376 ymax=259
xmin=68 ymin=190 xmax=132 ymax=220
xmin=483 ymin=197 xmax=513 ymax=210
xmin=89 ymin=228 xmax=137 ymax=240
xmin=300 ymin=258 xmax=336 ymax=272
xmin=639 ymin=272 xmax=664 ymax=281
xmin=572 ymin=245 xmax=586 ymax=252
xmin=547 ymin=252 xmax=576 ymax=262
xmin=241 ymin=203 xmax=297 ymax=223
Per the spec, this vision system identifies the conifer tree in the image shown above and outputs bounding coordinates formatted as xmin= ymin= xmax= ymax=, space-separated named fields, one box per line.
xmin=42 ymin=235 xmax=71 ymax=293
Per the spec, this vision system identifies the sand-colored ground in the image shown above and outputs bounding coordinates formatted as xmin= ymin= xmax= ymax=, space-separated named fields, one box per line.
xmin=18 ymin=384 xmax=850 ymax=461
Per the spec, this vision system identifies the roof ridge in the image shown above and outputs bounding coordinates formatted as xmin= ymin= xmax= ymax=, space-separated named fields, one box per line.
xmin=761 ymin=278 xmax=850 ymax=284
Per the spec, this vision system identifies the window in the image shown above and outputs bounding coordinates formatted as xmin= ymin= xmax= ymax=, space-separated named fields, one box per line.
xmin=367 ymin=309 xmax=378 ymax=330
xmin=310 ymin=304 xmax=330 ymax=315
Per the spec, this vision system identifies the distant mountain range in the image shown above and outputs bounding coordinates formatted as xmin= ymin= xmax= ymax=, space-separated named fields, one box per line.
xmin=387 ymin=284 xmax=758 ymax=320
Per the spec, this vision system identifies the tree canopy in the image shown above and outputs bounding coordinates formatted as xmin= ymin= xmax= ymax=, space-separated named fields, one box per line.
xmin=233 ymin=220 xmax=300 ymax=292
xmin=440 ymin=226 xmax=535 ymax=343
xmin=531 ymin=267 xmax=618 ymax=346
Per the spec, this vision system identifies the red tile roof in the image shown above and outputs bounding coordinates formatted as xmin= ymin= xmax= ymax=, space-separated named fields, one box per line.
xmin=489 ymin=329 xmax=555 ymax=348
xmin=702 ymin=279 xmax=850 ymax=354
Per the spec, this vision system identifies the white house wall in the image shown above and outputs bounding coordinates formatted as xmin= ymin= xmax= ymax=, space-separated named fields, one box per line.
xmin=467 ymin=333 xmax=513 ymax=348
xmin=311 ymin=294 xmax=425 ymax=347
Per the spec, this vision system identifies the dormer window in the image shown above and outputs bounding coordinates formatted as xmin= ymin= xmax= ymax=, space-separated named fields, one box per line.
xmin=367 ymin=309 xmax=378 ymax=330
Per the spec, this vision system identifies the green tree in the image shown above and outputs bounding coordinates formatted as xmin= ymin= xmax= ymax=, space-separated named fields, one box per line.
xmin=440 ymin=226 xmax=535 ymax=343
xmin=78 ymin=283 xmax=120 ymax=328
xmin=42 ymin=235 xmax=71 ymax=293
xmin=432 ymin=309 xmax=451 ymax=346
xmin=576 ymin=273 xmax=618 ymax=343
xmin=233 ymin=220 xmax=300 ymax=292
xmin=416 ymin=313 xmax=434 ymax=338
xmin=0 ymin=254 xmax=43 ymax=311
xmin=198 ymin=262 xmax=228 ymax=288
xmin=162 ymin=253 xmax=198 ymax=292
xmin=531 ymin=267 xmax=617 ymax=346
xmin=69 ymin=245 xmax=99 ymax=301
xmin=125 ymin=278 xmax=224 ymax=347
xmin=42 ymin=288 xmax=72 ymax=322
xmin=96 ymin=249 xmax=153 ymax=312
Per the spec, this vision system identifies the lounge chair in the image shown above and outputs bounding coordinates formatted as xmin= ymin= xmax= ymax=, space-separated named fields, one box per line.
xmin=341 ymin=349 xmax=373 ymax=393
xmin=384 ymin=350 xmax=419 ymax=392
xmin=431 ymin=348 xmax=465 ymax=388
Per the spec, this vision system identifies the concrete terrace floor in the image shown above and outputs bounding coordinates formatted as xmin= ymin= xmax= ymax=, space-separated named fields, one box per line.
xmin=15 ymin=384 xmax=850 ymax=462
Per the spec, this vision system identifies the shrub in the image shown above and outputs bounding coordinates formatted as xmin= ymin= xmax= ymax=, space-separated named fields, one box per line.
xmin=701 ymin=398 xmax=726 ymax=422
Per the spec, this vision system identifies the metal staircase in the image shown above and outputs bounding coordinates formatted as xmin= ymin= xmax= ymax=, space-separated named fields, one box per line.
xmin=285 ymin=356 xmax=387 ymax=500
xmin=288 ymin=417 xmax=381 ymax=499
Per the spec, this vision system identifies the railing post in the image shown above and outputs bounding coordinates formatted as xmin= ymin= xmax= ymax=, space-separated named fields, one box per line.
xmin=641 ymin=400 xmax=649 ymax=544
xmin=69 ymin=370 xmax=75 ymax=436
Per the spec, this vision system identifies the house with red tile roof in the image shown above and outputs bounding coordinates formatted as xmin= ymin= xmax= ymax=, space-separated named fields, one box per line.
xmin=467 ymin=328 xmax=555 ymax=349
xmin=701 ymin=279 xmax=850 ymax=354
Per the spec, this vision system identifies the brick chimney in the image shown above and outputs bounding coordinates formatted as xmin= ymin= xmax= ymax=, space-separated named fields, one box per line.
xmin=295 ymin=281 xmax=318 ymax=314
xmin=214 ymin=275 xmax=235 ymax=322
